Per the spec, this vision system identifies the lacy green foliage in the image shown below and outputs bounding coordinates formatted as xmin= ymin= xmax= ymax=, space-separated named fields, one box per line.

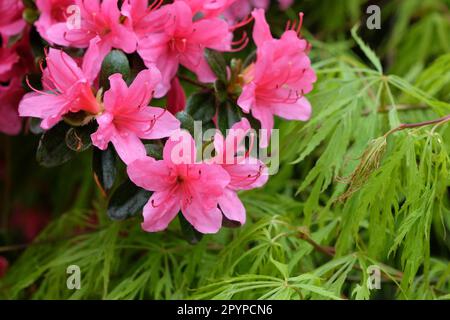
xmin=1 ymin=0 xmax=450 ymax=300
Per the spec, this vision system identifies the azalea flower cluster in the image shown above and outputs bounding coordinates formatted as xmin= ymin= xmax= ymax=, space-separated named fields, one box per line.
xmin=0 ymin=0 xmax=316 ymax=235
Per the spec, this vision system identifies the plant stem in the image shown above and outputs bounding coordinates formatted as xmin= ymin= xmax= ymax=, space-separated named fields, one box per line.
xmin=385 ymin=114 xmax=450 ymax=137
xmin=178 ymin=74 xmax=211 ymax=90
xmin=296 ymin=228 xmax=404 ymax=282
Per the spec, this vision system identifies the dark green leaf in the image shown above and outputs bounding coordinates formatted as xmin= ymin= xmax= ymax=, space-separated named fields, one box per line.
xmin=36 ymin=122 xmax=75 ymax=168
xmin=175 ymin=111 xmax=195 ymax=135
xmin=186 ymin=91 xmax=216 ymax=122
xmin=204 ymin=48 xmax=227 ymax=83
xmin=144 ymin=143 xmax=163 ymax=160
xmin=178 ymin=213 xmax=203 ymax=245
xmin=29 ymin=118 xmax=44 ymax=135
xmin=65 ymin=122 xmax=96 ymax=152
xmin=214 ymin=79 xmax=228 ymax=103
xmin=218 ymin=101 xmax=242 ymax=135
xmin=93 ymin=145 xmax=117 ymax=192
xmin=100 ymin=50 xmax=131 ymax=90
xmin=107 ymin=179 xmax=152 ymax=221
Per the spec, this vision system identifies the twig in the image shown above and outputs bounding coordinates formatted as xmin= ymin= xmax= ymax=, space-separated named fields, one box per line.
xmin=295 ymin=228 xmax=404 ymax=283
xmin=296 ymin=230 xmax=335 ymax=257
xmin=178 ymin=74 xmax=211 ymax=90
xmin=385 ymin=114 xmax=450 ymax=137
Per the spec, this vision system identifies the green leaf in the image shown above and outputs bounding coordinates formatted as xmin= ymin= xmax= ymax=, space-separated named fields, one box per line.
xmin=178 ymin=214 xmax=203 ymax=244
xmin=29 ymin=118 xmax=44 ymax=135
xmin=186 ymin=91 xmax=217 ymax=132
xmin=351 ymin=24 xmax=383 ymax=73
xmin=65 ymin=123 xmax=96 ymax=152
xmin=36 ymin=122 xmax=75 ymax=168
xmin=175 ymin=111 xmax=195 ymax=136
xmin=204 ymin=48 xmax=227 ymax=83
xmin=93 ymin=145 xmax=117 ymax=193
xmin=186 ymin=90 xmax=216 ymax=122
xmin=214 ymin=79 xmax=228 ymax=103
xmin=218 ymin=101 xmax=242 ymax=135
xmin=107 ymin=179 xmax=152 ymax=221
xmin=144 ymin=143 xmax=163 ymax=160
xmin=100 ymin=50 xmax=131 ymax=90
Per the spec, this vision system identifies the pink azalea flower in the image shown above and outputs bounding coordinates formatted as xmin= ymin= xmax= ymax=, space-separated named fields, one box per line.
xmin=167 ymin=77 xmax=186 ymax=115
xmin=127 ymin=130 xmax=230 ymax=234
xmin=237 ymin=9 xmax=316 ymax=147
xmin=91 ymin=68 xmax=180 ymax=164
xmin=0 ymin=0 xmax=26 ymax=37
xmin=46 ymin=0 xmax=137 ymax=80
xmin=35 ymin=0 xmax=75 ymax=44
xmin=19 ymin=48 xmax=100 ymax=129
xmin=137 ymin=1 xmax=233 ymax=97
xmin=212 ymin=118 xmax=268 ymax=224
xmin=0 ymin=77 xmax=24 ymax=135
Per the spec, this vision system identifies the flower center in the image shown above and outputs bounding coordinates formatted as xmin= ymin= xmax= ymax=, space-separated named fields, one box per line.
xmin=169 ymin=37 xmax=188 ymax=53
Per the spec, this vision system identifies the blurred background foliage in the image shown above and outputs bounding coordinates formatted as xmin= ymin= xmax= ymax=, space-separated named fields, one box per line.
xmin=0 ymin=0 xmax=450 ymax=299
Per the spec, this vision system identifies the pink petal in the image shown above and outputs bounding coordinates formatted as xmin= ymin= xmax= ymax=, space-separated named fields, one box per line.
xmin=18 ymin=92 xmax=67 ymax=130
xmin=137 ymin=107 xmax=180 ymax=140
xmin=110 ymin=131 xmax=147 ymax=164
xmin=103 ymin=73 xmax=129 ymax=112
xmin=163 ymin=130 xmax=197 ymax=165
xmin=137 ymin=34 xmax=177 ymax=97
xmin=271 ymin=96 xmax=312 ymax=121
xmin=109 ymin=24 xmax=137 ymax=53
xmin=91 ymin=116 xmax=115 ymax=150
xmin=46 ymin=48 xmax=86 ymax=91
xmin=127 ymin=158 xmax=176 ymax=192
xmin=127 ymin=68 xmax=162 ymax=108
xmin=251 ymin=8 xmax=273 ymax=47
xmin=141 ymin=190 xmax=181 ymax=232
xmin=101 ymin=0 xmax=120 ymax=21
xmin=45 ymin=22 xmax=73 ymax=47
xmin=82 ymin=37 xmax=112 ymax=83
xmin=218 ymin=188 xmax=246 ymax=225
xmin=237 ymin=82 xmax=256 ymax=113
xmin=182 ymin=204 xmax=222 ymax=234
xmin=190 ymin=18 xmax=232 ymax=51
xmin=251 ymin=104 xmax=274 ymax=148
xmin=225 ymin=159 xmax=268 ymax=190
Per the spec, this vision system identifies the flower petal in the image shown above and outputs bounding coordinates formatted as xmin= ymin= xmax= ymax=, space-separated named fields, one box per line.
xmin=141 ymin=191 xmax=181 ymax=232
xmin=218 ymin=188 xmax=246 ymax=225
xmin=110 ymin=131 xmax=146 ymax=164
xmin=127 ymin=157 xmax=176 ymax=192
